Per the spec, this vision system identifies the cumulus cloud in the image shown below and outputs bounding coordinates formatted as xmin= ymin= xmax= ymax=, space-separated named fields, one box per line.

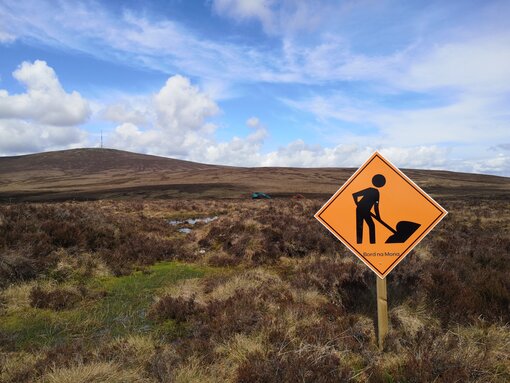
xmin=0 ymin=119 xmax=87 ymax=154
xmin=260 ymin=142 xmax=510 ymax=176
xmin=102 ymin=74 xmax=508 ymax=174
xmin=0 ymin=60 xmax=91 ymax=126
xmin=452 ymin=153 xmax=510 ymax=176
xmin=258 ymin=141 xmax=509 ymax=175
xmin=107 ymin=75 xmax=219 ymax=157
xmin=472 ymin=155 xmax=510 ymax=175
xmin=101 ymin=102 xmax=149 ymax=126
xmin=104 ymin=76 xmax=271 ymax=166
xmin=154 ymin=75 xmax=219 ymax=133
xmin=195 ymin=117 xmax=268 ymax=166
xmin=0 ymin=61 xmax=90 ymax=155
xmin=260 ymin=142 xmax=449 ymax=169
xmin=102 ymin=76 xmax=454 ymax=170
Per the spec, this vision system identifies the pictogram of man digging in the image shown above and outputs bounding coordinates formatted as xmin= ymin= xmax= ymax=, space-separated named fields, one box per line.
xmin=352 ymin=174 xmax=386 ymax=244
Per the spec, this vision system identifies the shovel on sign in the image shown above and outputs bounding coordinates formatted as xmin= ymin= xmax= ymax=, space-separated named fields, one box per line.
xmin=370 ymin=213 xmax=421 ymax=243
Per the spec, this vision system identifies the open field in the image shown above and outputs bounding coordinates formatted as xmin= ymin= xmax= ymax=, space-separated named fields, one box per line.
xmin=1 ymin=193 xmax=509 ymax=382
xmin=1 ymin=149 xmax=509 ymax=381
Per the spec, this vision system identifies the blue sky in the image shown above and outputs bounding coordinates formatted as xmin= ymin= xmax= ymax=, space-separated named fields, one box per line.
xmin=1 ymin=0 xmax=509 ymax=175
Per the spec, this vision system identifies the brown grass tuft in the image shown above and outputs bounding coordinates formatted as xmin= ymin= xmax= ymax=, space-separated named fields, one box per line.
xmin=40 ymin=362 xmax=149 ymax=383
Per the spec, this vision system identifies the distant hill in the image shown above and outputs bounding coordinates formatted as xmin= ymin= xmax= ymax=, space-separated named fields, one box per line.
xmin=0 ymin=148 xmax=508 ymax=201
xmin=0 ymin=148 xmax=216 ymax=174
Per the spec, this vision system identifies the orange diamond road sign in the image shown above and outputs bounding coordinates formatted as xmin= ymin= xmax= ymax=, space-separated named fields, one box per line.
xmin=315 ymin=151 xmax=447 ymax=278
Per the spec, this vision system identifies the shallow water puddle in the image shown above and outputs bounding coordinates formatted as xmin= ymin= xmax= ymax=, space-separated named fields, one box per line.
xmin=168 ymin=216 xmax=218 ymax=233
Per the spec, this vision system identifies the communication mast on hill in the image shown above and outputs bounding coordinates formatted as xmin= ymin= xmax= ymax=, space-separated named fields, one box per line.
xmin=101 ymin=130 xmax=103 ymax=149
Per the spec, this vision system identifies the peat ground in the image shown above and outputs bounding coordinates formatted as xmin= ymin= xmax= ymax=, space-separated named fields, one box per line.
xmin=0 ymin=194 xmax=509 ymax=382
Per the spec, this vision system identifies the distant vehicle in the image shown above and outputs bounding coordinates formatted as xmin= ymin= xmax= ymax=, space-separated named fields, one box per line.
xmin=252 ymin=192 xmax=271 ymax=199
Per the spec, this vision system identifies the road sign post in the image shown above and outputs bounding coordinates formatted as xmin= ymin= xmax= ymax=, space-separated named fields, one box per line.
xmin=376 ymin=277 xmax=388 ymax=350
xmin=315 ymin=152 xmax=447 ymax=350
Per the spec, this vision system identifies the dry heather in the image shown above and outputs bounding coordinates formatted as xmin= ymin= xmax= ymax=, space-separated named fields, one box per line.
xmin=0 ymin=197 xmax=509 ymax=382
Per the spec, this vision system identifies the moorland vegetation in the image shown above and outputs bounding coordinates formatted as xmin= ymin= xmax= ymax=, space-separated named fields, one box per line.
xmin=0 ymin=198 xmax=509 ymax=382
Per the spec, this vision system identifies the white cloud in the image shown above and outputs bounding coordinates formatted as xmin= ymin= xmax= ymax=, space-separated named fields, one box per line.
xmin=469 ymin=154 xmax=510 ymax=175
xmin=284 ymin=92 xmax=510 ymax=147
xmin=377 ymin=146 xmax=450 ymax=169
xmin=101 ymin=103 xmax=149 ymax=126
xmin=2 ymin=0 xmax=509 ymax=93
xmin=102 ymin=74 xmax=509 ymax=174
xmin=260 ymin=142 xmax=449 ymax=169
xmin=261 ymin=142 xmax=510 ymax=176
xmin=0 ymin=0 xmax=266 ymax=85
xmin=194 ymin=117 xmax=268 ymax=166
xmin=259 ymin=140 xmax=509 ymax=175
xmin=246 ymin=117 xmax=260 ymax=128
xmin=448 ymin=150 xmax=510 ymax=176
xmin=0 ymin=65 xmax=504 ymax=175
xmin=107 ymin=75 xmax=219 ymax=157
xmin=399 ymin=35 xmax=510 ymax=94
xmin=1 ymin=2 xmax=509 ymax=175
xmin=0 ymin=60 xmax=91 ymax=126
xmin=0 ymin=1 xmax=394 ymax=87
xmin=154 ymin=75 xmax=219 ymax=133
xmin=266 ymin=35 xmax=404 ymax=84
xmin=0 ymin=30 xmax=15 ymax=43
xmin=0 ymin=61 xmax=90 ymax=155
xmin=375 ymin=97 xmax=509 ymax=146
xmin=110 ymin=122 xmax=164 ymax=152
xmin=282 ymin=93 xmax=372 ymax=124
xmin=212 ymin=0 xmax=276 ymax=33
xmin=104 ymin=77 xmax=270 ymax=166
xmin=102 ymin=77 xmax=455 ymax=170
xmin=211 ymin=0 xmax=339 ymax=37
xmin=0 ymin=119 xmax=86 ymax=154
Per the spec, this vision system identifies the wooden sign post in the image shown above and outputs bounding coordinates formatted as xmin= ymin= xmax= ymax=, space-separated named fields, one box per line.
xmin=376 ymin=277 xmax=388 ymax=350
xmin=314 ymin=152 xmax=447 ymax=350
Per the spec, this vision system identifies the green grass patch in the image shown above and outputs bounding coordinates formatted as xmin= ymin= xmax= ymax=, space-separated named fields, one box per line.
xmin=89 ymin=262 xmax=207 ymax=336
xmin=0 ymin=262 xmax=210 ymax=351
xmin=1 ymin=308 xmax=72 ymax=350
xmin=153 ymin=319 xmax=191 ymax=340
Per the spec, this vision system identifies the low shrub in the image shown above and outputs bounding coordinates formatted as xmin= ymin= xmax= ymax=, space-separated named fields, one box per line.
xmin=236 ymin=348 xmax=351 ymax=383
xmin=148 ymin=295 xmax=199 ymax=323
xmin=0 ymin=251 xmax=37 ymax=288
xmin=29 ymin=285 xmax=82 ymax=311
xmin=206 ymin=253 xmax=240 ymax=267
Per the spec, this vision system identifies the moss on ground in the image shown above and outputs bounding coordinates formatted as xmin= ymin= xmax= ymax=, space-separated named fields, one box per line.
xmin=0 ymin=262 xmax=210 ymax=350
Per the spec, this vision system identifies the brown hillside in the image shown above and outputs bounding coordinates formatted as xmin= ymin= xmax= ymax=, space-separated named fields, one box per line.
xmin=0 ymin=148 xmax=217 ymax=174
xmin=0 ymin=148 xmax=508 ymax=201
